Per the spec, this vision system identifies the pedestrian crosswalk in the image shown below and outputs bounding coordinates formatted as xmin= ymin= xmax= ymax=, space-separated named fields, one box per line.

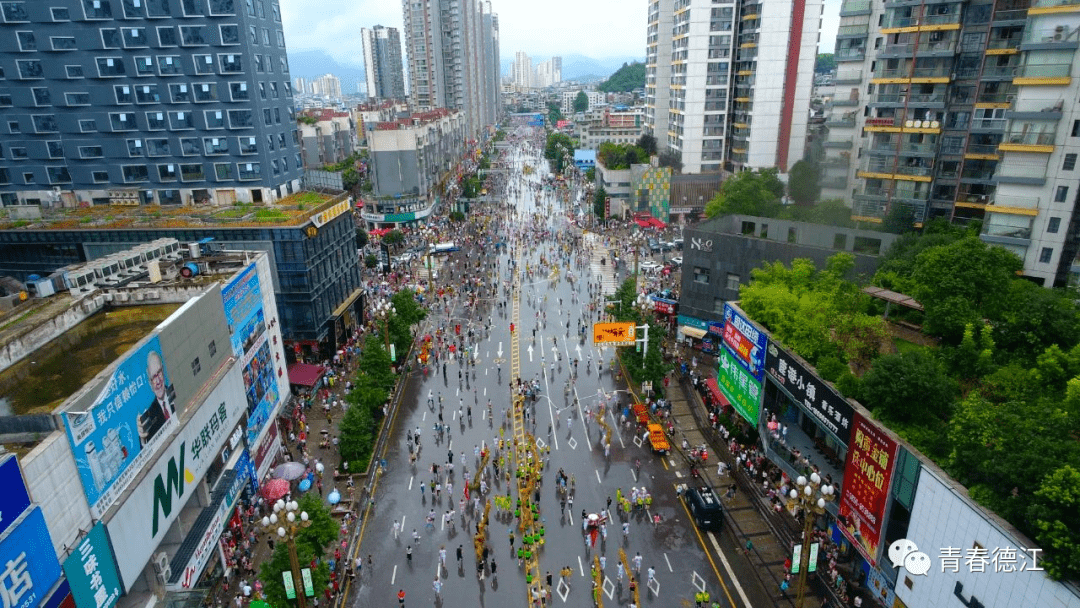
xmin=584 ymin=233 xmax=619 ymax=296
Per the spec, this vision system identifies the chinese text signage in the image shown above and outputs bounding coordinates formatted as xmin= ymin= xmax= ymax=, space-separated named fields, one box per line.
xmin=0 ymin=508 xmax=62 ymax=608
xmin=765 ymin=342 xmax=854 ymax=446
xmin=222 ymin=264 xmax=280 ymax=446
xmin=839 ymin=414 xmax=898 ymax=565
xmin=62 ymin=337 xmax=178 ymax=518
xmin=593 ymin=322 xmax=636 ymax=347
xmin=717 ymin=346 xmax=761 ymax=424
xmin=0 ymin=456 xmax=31 ymax=538
xmin=722 ymin=304 xmax=767 ymax=380
xmin=63 ymin=523 xmax=121 ymax=608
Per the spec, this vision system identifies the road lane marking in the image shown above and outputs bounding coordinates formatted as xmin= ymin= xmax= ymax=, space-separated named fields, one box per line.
xmin=409 ymin=476 xmax=414 ymax=491
xmin=391 ymin=565 xmax=397 ymax=585
xmin=578 ymin=556 xmax=584 ymax=577
xmin=708 ymin=532 xmax=752 ymax=608
xmin=595 ymin=469 xmax=602 ymax=484
xmin=664 ymin=553 xmax=673 ymax=572
xmin=674 ymin=490 xmax=739 ymax=608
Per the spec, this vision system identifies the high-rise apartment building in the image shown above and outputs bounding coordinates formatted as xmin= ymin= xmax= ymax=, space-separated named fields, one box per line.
xmin=402 ymin=0 xmax=500 ymax=138
xmin=311 ymin=73 xmax=342 ymax=99
xmin=818 ymin=0 xmax=1080 ymax=288
xmin=534 ymin=57 xmax=562 ymax=88
xmin=0 ymin=0 xmax=302 ymax=207
xmin=514 ymin=51 xmax=533 ymax=88
xmin=362 ymin=25 xmax=406 ymax=100
xmin=645 ymin=0 xmax=821 ymax=174
xmin=294 ymin=76 xmax=309 ymax=95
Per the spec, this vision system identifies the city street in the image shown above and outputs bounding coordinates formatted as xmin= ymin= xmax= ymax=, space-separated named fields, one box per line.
xmin=346 ymin=133 xmax=770 ymax=608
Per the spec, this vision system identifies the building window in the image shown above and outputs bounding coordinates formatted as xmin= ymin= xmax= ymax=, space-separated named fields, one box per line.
xmin=1064 ymin=154 xmax=1077 ymax=171
xmin=229 ymin=81 xmax=250 ymax=101
xmin=31 ymin=87 xmax=51 ymax=106
xmin=83 ymin=0 xmax=113 ymax=19
xmin=181 ymin=163 xmax=205 ymax=181
xmin=159 ymin=163 xmax=178 ymax=181
xmin=79 ymin=119 xmax=97 ymax=132
xmin=114 ymin=85 xmax=133 ymax=104
xmin=170 ymin=83 xmax=191 ymax=103
xmin=833 ymin=233 xmax=848 ymax=250
xmin=158 ymin=55 xmax=182 ymax=75
xmin=215 ymin=162 xmax=234 ymax=180
xmin=79 ymin=146 xmax=104 ymax=159
xmin=15 ymin=31 xmax=35 ymax=51
xmin=180 ymin=137 xmax=200 ymax=155
xmin=726 ymin=273 xmax=740 ymax=291
xmin=209 ymin=0 xmax=235 ymax=15
xmin=122 ymin=27 xmax=148 ymax=48
xmin=220 ymin=24 xmax=240 ymax=45
xmin=1048 ymin=216 xmax=1061 ymax=234
xmin=122 ymin=165 xmax=150 ymax=183
xmin=92 ymin=170 xmax=110 ymax=183
xmin=135 ymin=84 xmax=160 ymax=103
xmin=713 ymin=298 xmax=724 ymax=314
xmin=0 ymin=94 xmax=11 ymax=107
xmin=1055 ymin=186 xmax=1069 ymax=203
xmin=193 ymin=54 xmax=215 ymax=74
xmin=51 ymin=36 xmax=78 ymax=51
xmin=16 ymin=59 xmax=43 ymax=79
xmin=46 ymin=141 xmax=63 ymax=158
xmin=1040 ymin=247 xmax=1053 ymax=264
xmin=1073 ymin=120 xmax=1080 ymax=137
xmin=219 ymin=54 xmax=243 ymax=73
xmin=237 ymin=162 xmax=260 ymax=180
xmin=51 ymin=7 xmax=71 ymax=21
xmin=168 ymin=110 xmax=194 ymax=130
xmin=66 ymin=65 xmax=84 ymax=78
xmin=96 ymin=57 xmax=126 ymax=78
xmin=204 ymin=137 xmax=229 ymax=155
xmin=182 ymin=0 xmax=204 ymax=16
xmin=693 ymin=267 xmax=710 ymax=284
xmin=127 ymin=139 xmax=143 ymax=156
xmin=101 ymin=28 xmax=121 ymax=49
xmin=47 ymin=166 xmax=72 ymax=184
xmin=146 ymin=138 xmax=170 ymax=156
xmin=145 ymin=111 xmax=166 ymax=130
xmin=122 ymin=0 xmax=145 ymax=18
xmin=157 ymin=26 xmax=178 ymax=46
xmin=32 ymin=115 xmax=58 ymax=133
xmin=180 ymin=26 xmax=208 ymax=46
xmin=1 ymin=2 xmax=28 ymax=22
xmin=205 ymin=109 xmax=225 ymax=129
xmin=238 ymin=136 xmax=257 ymax=154
xmin=193 ymin=82 xmax=218 ymax=102
xmin=191 ymin=356 xmax=201 ymax=376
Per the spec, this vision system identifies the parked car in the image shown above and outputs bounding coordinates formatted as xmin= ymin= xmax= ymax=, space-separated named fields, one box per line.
xmin=660 ymin=241 xmax=676 ymax=251
xmin=640 ymin=261 xmax=663 ymax=272
xmin=648 ymin=239 xmax=661 ymax=253
xmin=669 ymin=256 xmax=683 ymax=266
xmin=673 ymin=237 xmax=684 ymax=250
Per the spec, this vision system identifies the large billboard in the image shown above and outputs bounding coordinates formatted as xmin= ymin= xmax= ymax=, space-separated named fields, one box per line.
xmin=0 ymin=455 xmax=32 ymax=538
xmin=62 ymin=337 xmax=179 ymax=518
xmin=63 ymin=523 xmax=121 ymax=608
xmin=717 ymin=346 xmax=762 ymax=425
xmin=222 ymin=264 xmax=280 ymax=446
xmin=722 ymin=303 xmax=767 ymax=380
xmin=838 ymin=413 xmax=898 ymax=566
xmin=593 ymin=322 xmax=636 ymax=347
xmin=0 ymin=508 xmax=63 ymax=608
xmin=107 ymin=364 xmax=247 ymax=588
xmin=765 ymin=342 xmax=854 ymax=447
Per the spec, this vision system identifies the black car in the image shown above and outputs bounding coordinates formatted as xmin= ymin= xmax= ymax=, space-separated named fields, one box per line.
xmin=685 ymin=485 xmax=724 ymax=532
xmin=648 ymin=238 xmax=661 ymax=252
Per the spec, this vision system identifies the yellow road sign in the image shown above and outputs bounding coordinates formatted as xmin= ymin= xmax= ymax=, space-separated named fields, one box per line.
xmin=593 ymin=322 xmax=636 ymax=347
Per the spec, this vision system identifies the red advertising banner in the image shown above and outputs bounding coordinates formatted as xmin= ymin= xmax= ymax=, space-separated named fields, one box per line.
xmin=838 ymin=413 xmax=898 ymax=566
xmin=723 ymin=323 xmax=758 ymax=371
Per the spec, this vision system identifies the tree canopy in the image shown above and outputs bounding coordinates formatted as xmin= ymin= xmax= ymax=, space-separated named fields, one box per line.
xmin=597 ymin=142 xmax=648 ymax=170
xmin=703 ymin=169 xmax=785 ymax=218
xmin=787 ymin=160 xmax=820 ymax=206
xmin=598 ymin=62 xmax=647 ymax=92
xmin=573 ymin=91 xmax=589 ymax=113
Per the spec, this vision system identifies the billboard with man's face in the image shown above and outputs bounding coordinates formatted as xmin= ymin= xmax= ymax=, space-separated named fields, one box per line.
xmin=62 ymin=336 xmax=178 ymax=518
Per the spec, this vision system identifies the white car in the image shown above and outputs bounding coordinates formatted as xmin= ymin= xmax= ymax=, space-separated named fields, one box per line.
xmin=669 ymin=256 xmax=683 ymax=266
xmin=640 ymin=261 xmax=662 ymax=272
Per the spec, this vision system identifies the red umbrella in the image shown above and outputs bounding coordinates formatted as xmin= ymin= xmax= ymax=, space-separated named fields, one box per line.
xmin=262 ymin=478 xmax=290 ymax=501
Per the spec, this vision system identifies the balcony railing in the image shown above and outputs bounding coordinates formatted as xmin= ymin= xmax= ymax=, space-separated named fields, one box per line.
xmin=966 ymin=143 xmax=1001 ymax=155
xmin=837 ymin=24 xmax=870 ymax=36
xmin=840 ymin=0 xmax=871 ymax=14
xmin=875 ymin=66 xmax=951 ymax=79
xmin=835 ymin=47 xmax=867 ymax=61
xmin=982 ymin=65 xmax=1019 ymax=78
xmin=986 ymin=37 xmax=1021 ymax=51
xmin=826 ymin=117 xmax=857 ymax=128
xmin=992 ymin=8 xmax=1029 ymax=21
xmin=1014 ymin=63 xmax=1073 ymax=78
xmin=835 ymin=68 xmax=863 ymax=82
xmin=884 ymin=12 xmax=961 ymax=28
xmin=1031 ymin=0 xmax=1080 ymax=8
xmin=821 ymin=177 xmax=849 ymax=189
xmin=1003 ymin=130 xmax=1056 ymax=145
xmin=971 ymin=117 xmax=1008 ymax=130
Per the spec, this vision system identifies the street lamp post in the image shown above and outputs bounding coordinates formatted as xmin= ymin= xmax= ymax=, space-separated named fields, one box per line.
xmin=635 ymin=293 xmax=652 ymax=369
xmin=629 ymin=232 xmax=647 ymax=291
xmin=789 ymin=473 xmax=836 ymax=608
xmin=420 ymin=226 xmax=437 ymax=287
xmin=261 ymin=500 xmax=312 ymax=608
xmin=373 ymin=299 xmax=396 ymax=358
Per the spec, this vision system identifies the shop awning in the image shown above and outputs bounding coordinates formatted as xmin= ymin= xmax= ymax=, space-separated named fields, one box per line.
xmin=634 ymin=218 xmax=651 ymax=228
xmin=705 ymin=377 xmax=730 ymax=407
xmin=649 ymin=217 xmax=667 ymax=229
xmin=288 ymin=363 xmax=326 ymax=388
xmin=680 ymin=325 xmax=707 ymax=340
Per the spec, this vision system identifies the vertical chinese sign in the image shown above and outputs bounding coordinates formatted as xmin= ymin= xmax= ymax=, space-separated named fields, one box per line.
xmin=63 ymin=523 xmax=121 ymax=608
xmin=838 ymin=413 xmax=898 ymax=565
xmin=717 ymin=303 xmax=767 ymax=424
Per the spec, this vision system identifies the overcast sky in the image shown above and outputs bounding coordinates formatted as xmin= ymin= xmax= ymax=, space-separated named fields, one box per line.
xmin=281 ymin=0 xmax=842 ymax=66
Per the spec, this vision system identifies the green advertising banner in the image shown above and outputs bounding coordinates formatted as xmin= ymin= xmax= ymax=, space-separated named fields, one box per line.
xmin=301 ymin=568 xmax=315 ymax=597
xmin=283 ymin=571 xmax=296 ymax=600
xmin=717 ymin=345 xmax=762 ymax=424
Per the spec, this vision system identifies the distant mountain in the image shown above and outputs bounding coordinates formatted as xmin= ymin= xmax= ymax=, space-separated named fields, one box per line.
xmin=287 ymin=49 xmax=367 ymax=94
xmin=501 ymin=54 xmax=645 ymax=83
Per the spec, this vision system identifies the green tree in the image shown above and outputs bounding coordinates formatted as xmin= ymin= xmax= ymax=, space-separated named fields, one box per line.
xmin=294 ymin=494 xmax=339 ymax=556
xmin=364 ymin=254 xmax=378 ymax=269
xmin=815 ymin=53 xmax=836 ymax=74
xmin=703 ymin=169 xmax=785 ymax=218
xmin=658 ymin=149 xmax=682 ymax=172
xmin=383 ymin=229 xmax=405 ymax=248
xmin=948 ymin=392 xmax=1078 ymax=532
xmin=1028 ymin=465 xmax=1080 ymax=581
xmin=787 ymin=159 xmax=820 ymax=206
xmin=786 ymin=199 xmax=855 ymax=228
xmin=909 ymin=236 xmax=1023 ymax=343
xmin=574 ymin=91 xmax=589 ymax=113
xmin=882 ymin=202 xmax=917 ymax=234
xmin=992 ymin=278 xmax=1080 ymax=364
xmin=258 ymin=543 xmax=330 ymax=608
xmin=860 ymin=350 xmax=956 ymax=425
xmin=355 ymin=228 xmax=368 ymax=250
xmin=546 ymin=102 xmax=564 ymax=124
xmin=636 ymin=134 xmax=657 ymax=156
xmin=585 ymin=167 xmax=596 ymax=181
xmin=593 ymin=186 xmax=607 ymax=220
